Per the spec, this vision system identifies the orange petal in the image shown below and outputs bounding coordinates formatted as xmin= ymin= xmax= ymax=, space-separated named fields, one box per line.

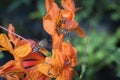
xmin=8 ymin=24 xmax=29 ymax=47
xmin=0 ymin=34 xmax=13 ymax=53
xmin=52 ymin=34 xmax=64 ymax=49
xmin=13 ymin=44 xmax=31 ymax=57
xmin=43 ymin=15 xmax=56 ymax=35
xmin=23 ymin=53 xmax=45 ymax=62
xmin=61 ymin=0 xmax=76 ymax=12
xmin=38 ymin=63 xmax=52 ymax=77
xmin=45 ymin=0 xmax=60 ymax=21
xmin=0 ymin=60 xmax=23 ymax=76
xmin=38 ymin=63 xmax=60 ymax=78
xmin=6 ymin=74 xmax=19 ymax=80
xmin=0 ymin=60 xmax=15 ymax=75
xmin=62 ymin=42 xmax=78 ymax=67
xmin=74 ymin=26 xmax=86 ymax=38
xmin=23 ymin=53 xmax=45 ymax=67
xmin=56 ymin=67 xmax=74 ymax=80
xmin=61 ymin=10 xmax=74 ymax=20
xmin=45 ymin=0 xmax=54 ymax=12
xmin=0 ymin=47 xmax=8 ymax=51
xmin=8 ymin=24 xmax=16 ymax=43
xmin=43 ymin=0 xmax=60 ymax=35
xmin=25 ymin=65 xmax=43 ymax=80
xmin=52 ymin=49 xmax=64 ymax=69
xmin=65 ymin=20 xmax=78 ymax=31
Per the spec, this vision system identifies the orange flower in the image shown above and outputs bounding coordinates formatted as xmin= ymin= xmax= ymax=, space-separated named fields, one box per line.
xmin=0 ymin=34 xmax=31 ymax=58
xmin=38 ymin=42 xmax=77 ymax=80
xmin=0 ymin=25 xmax=49 ymax=80
xmin=43 ymin=0 xmax=86 ymax=49
xmin=0 ymin=33 xmax=32 ymax=72
xmin=43 ymin=0 xmax=86 ymax=36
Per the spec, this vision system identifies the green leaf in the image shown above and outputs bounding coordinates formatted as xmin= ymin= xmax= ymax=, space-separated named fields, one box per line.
xmin=114 ymin=48 xmax=120 ymax=64
xmin=0 ymin=51 xmax=4 ymax=59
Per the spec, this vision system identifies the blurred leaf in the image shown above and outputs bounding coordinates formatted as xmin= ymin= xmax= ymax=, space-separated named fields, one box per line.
xmin=114 ymin=48 xmax=120 ymax=64
xmin=7 ymin=0 xmax=31 ymax=12
xmin=29 ymin=0 xmax=46 ymax=19
xmin=0 ymin=51 xmax=4 ymax=59
xmin=111 ymin=12 xmax=120 ymax=21
xmin=116 ymin=71 xmax=120 ymax=77
xmin=115 ymin=27 xmax=120 ymax=39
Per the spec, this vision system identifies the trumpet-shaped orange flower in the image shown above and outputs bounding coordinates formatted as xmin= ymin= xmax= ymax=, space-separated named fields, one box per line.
xmin=43 ymin=0 xmax=86 ymax=49
xmin=38 ymin=42 xmax=77 ymax=80
xmin=43 ymin=0 xmax=86 ymax=36
xmin=0 ymin=33 xmax=32 ymax=73
xmin=0 ymin=24 xmax=51 ymax=80
xmin=0 ymin=34 xmax=31 ymax=58
xmin=0 ymin=25 xmax=49 ymax=79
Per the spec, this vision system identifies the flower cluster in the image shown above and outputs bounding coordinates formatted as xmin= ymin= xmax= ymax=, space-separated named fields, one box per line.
xmin=0 ymin=0 xmax=85 ymax=80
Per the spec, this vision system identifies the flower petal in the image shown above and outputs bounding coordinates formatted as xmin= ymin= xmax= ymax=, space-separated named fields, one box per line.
xmin=23 ymin=53 xmax=45 ymax=68
xmin=74 ymin=26 xmax=86 ymax=38
xmin=43 ymin=0 xmax=60 ymax=35
xmin=61 ymin=0 xmax=76 ymax=12
xmin=25 ymin=65 xmax=43 ymax=80
xmin=38 ymin=63 xmax=52 ymax=77
xmin=13 ymin=44 xmax=31 ymax=57
xmin=8 ymin=24 xmax=16 ymax=43
xmin=62 ymin=42 xmax=78 ymax=67
xmin=56 ymin=67 xmax=74 ymax=80
xmin=0 ymin=34 xmax=13 ymax=53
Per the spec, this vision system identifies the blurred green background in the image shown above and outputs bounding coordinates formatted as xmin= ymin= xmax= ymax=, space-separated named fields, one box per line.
xmin=0 ymin=0 xmax=120 ymax=80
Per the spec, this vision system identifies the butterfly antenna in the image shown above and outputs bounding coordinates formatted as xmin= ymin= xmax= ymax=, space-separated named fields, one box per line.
xmin=80 ymin=24 xmax=92 ymax=80
xmin=0 ymin=26 xmax=29 ymax=43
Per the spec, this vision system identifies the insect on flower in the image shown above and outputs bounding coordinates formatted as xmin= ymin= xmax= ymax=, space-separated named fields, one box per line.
xmin=0 ymin=25 xmax=48 ymax=57
xmin=32 ymin=39 xmax=48 ymax=57
xmin=56 ymin=16 xmax=69 ymax=36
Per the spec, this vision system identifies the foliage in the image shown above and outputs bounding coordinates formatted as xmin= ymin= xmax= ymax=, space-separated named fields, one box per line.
xmin=72 ymin=27 xmax=120 ymax=80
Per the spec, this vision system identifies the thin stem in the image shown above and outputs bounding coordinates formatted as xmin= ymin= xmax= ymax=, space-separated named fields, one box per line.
xmin=0 ymin=26 xmax=29 ymax=43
